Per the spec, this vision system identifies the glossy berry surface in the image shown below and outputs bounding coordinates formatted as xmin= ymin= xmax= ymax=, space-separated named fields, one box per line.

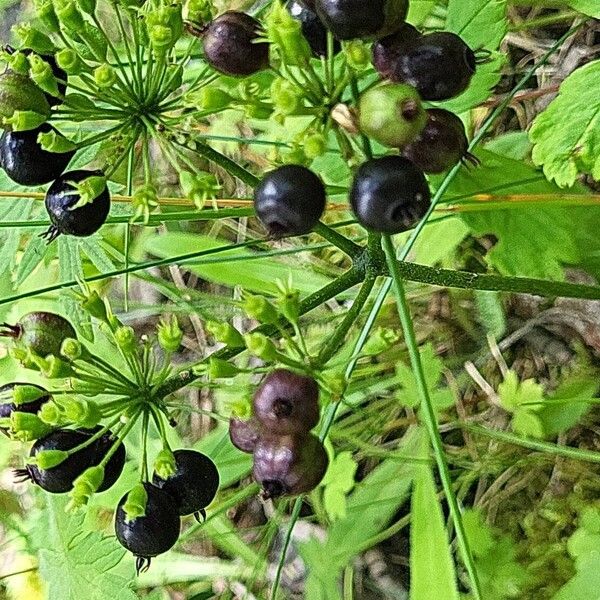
xmin=402 ymin=108 xmax=471 ymax=174
xmin=253 ymin=433 xmax=328 ymax=498
xmin=153 ymin=449 xmax=219 ymax=517
xmin=44 ymin=170 xmax=111 ymax=240
xmin=372 ymin=23 xmax=421 ymax=79
xmin=0 ymin=382 xmax=50 ymax=430
xmin=229 ymin=417 xmax=261 ymax=454
xmin=115 ymin=483 xmax=180 ymax=571
xmin=254 ymin=165 xmax=326 ymax=237
xmin=287 ymin=0 xmax=339 ymax=57
xmin=202 ymin=12 xmax=270 ymax=76
xmin=350 ymin=156 xmax=431 ymax=234
xmin=358 ymin=84 xmax=427 ymax=148
xmin=253 ymin=369 xmax=320 ymax=435
xmin=391 ymin=32 xmax=477 ymax=100
xmin=0 ymin=124 xmax=75 ymax=186
xmin=315 ymin=0 xmax=408 ymax=40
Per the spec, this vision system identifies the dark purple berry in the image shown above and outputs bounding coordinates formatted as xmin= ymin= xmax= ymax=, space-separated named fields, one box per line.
xmin=254 ymin=165 xmax=326 ymax=238
xmin=115 ymin=483 xmax=181 ymax=574
xmin=253 ymin=369 xmax=320 ymax=435
xmin=253 ymin=433 xmax=328 ymax=498
xmin=42 ymin=169 xmax=111 ymax=242
xmin=402 ymin=108 xmax=476 ymax=174
xmin=0 ymin=124 xmax=75 ymax=187
xmin=287 ymin=0 xmax=340 ymax=57
xmin=372 ymin=23 xmax=421 ymax=79
xmin=315 ymin=0 xmax=408 ymax=40
xmin=153 ymin=449 xmax=219 ymax=519
xmin=229 ymin=417 xmax=261 ymax=454
xmin=391 ymin=32 xmax=477 ymax=100
xmin=350 ymin=156 xmax=431 ymax=234
xmin=201 ymin=12 xmax=270 ymax=76
xmin=0 ymin=383 xmax=50 ymax=433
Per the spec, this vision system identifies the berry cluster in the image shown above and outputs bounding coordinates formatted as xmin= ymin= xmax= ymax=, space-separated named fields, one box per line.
xmin=0 ymin=303 xmax=220 ymax=574
xmin=230 ymin=369 xmax=328 ymax=499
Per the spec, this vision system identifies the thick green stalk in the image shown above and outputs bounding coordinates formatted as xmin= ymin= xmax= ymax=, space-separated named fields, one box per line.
xmin=383 ymin=235 xmax=482 ymax=598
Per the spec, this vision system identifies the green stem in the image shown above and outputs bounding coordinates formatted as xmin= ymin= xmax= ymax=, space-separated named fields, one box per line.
xmin=382 ymin=234 xmax=482 ymax=599
xmin=313 ymin=222 xmax=362 ymax=258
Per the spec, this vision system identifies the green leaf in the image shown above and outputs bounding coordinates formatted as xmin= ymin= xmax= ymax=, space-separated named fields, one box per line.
xmin=144 ymin=232 xmax=333 ymax=295
xmin=443 ymin=0 xmax=508 ymax=113
xmin=407 ymin=0 xmax=437 ymax=26
xmin=530 ymin=60 xmax=600 ymax=187
xmin=36 ymin=496 xmax=136 ymax=600
xmin=567 ymin=0 xmax=600 ymax=17
xmin=322 ymin=451 xmax=357 ymax=521
xmin=475 ymin=291 xmax=506 ymax=339
xmin=410 ymin=435 xmax=459 ymax=600
xmin=498 ymin=371 xmax=544 ymax=413
xmin=14 ymin=235 xmax=50 ymax=287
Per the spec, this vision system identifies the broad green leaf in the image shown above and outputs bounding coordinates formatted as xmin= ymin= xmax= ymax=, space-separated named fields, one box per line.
xmin=498 ymin=371 xmax=544 ymax=412
xmin=36 ymin=496 xmax=137 ymax=600
xmin=407 ymin=0 xmax=437 ymax=26
xmin=567 ymin=0 xmax=600 ymax=17
xmin=322 ymin=451 xmax=357 ymax=521
xmin=443 ymin=0 xmax=508 ymax=112
xmin=530 ymin=60 xmax=600 ymax=187
xmin=145 ymin=232 xmax=333 ymax=295
xmin=410 ymin=435 xmax=459 ymax=600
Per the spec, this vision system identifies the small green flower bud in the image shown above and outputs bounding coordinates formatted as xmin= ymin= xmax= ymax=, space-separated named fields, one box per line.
xmin=344 ymin=40 xmax=370 ymax=71
xmin=6 ymin=52 xmax=30 ymax=76
xmin=271 ymin=78 xmax=300 ymax=116
xmin=277 ymin=289 xmax=300 ymax=324
xmin=123 ymin=483 xmax=148 ymax=522
xmin=157 ymin=314 xmax=183 ymax=353
xmin=243 ymin=295 xmax=279 ymax=324
xmin=60 ymin=338 xmax=82 ymax=361
xmin=67 ymin=465 xmax=104 ymax=510
xmin=54 ymin=1 xmax=85 ymax=31
xmin=10 ymin=412 xmax=52 ymax=441
xmin=56 ymin=49 xmax=87 ymax=75
xmin=29 ymin=54 xmax=61 ymax=99
xmin=304 ymin=132 xmax=327 ymax=159
xmin=153 ymin=448 xmax=176 ymax=480
xmin=244 ymin=333 xmax=278 ymax=361
xmin=39 ymin=402 xmax=65 ymax=426
xmin=149 ymin=24 xmax=174 ymax=53
xmin=94 ymin=63 xmax=117 ymax=89
xmin=362 ymin=327 xmax=400 ymax=355
xmin=12 ymin=384 xmax=47 ymax=406
xmin=206 ymin=321 xmax=245 ymax=348
xmin=38 ymin=129 xmax=77 ymax=154
xmin=31 ymin=449 xmax=68 ymax=469
xmin=3 ymin=110 xmax=48 ymax=132
xmin=193 ymin=87 xmax=233 ymax=111
xmin=12 ymin=23 xmax=56 ymax=53
xmin=209 ymin=357 xmax=239 ymax=380
xmin=115 ymin=326 xmax=136 ymax=354
xmin=75 ymin=288 xmax=110 ymax=323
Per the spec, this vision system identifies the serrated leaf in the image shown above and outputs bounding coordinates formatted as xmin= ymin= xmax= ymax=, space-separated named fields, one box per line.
xmin=442 ymin=0 xmax=508 ymax=112
xmin=498 ymin=371 xmax=544 ymax=412
xmin=36 ymin=496 xmax=136 ymax=600
xmin=530 ymin=60 xmax=600 ymax=187
xmin=80 ymin=238 xmax=116 ymax=273
xmin=567 ymin=0 xmax=600 ymax=17
xmin=14 ymin=235 xmax=51 ymax=287
xmin=410 ymin=434 xmax=459 ymax=600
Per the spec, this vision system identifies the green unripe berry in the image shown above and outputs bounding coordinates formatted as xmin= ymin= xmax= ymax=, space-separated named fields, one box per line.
xmin=244 ymin=333 xmax=278 ymax=361
xmin=94 ymin=64 xmax=117 ymax=89
xmin=271 ymin=78 xmax=300 ymax=116
xmin=358 ymin=84 xmax=427 ymax=148
xmin=344 ymin=40 xmax=370 ymax=71
xmin=206 ymin=321 xmax=244 ymax=348
xmin=243 ymin=295 xmax=279 ymax=324
xmin=56 ymin=49 xmax=87 ymax=75
xmin=304 ymin=132 xmax=327 ymax=159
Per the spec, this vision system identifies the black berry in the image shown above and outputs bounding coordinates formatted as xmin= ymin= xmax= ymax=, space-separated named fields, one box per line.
xmin=315 ymin=0 xmax=408 ymax=40
xmin=390 ymin=32 xmax=477 ymax=101
xmin=372 ymin=23 xmax=421 ymax=79
xmin=0 ymin=383 xmax=50 ymax=432
xmin=253 ymin=369 xmax=320 ymax=436
xmin=0 ymin=311 xmax=76 ymax=358
xmin=0 ymin=124 xmax=75 ymax=187
xmin=350 ymin=156 xmax=431 ymax=234
xmin=201 ymin=12 xmax=270 ymax=76
xmin=402 ymin=108 xmax=475 ymax=174
xmin=253 ymin=433 xmax=329 ymax=498
xmin=115 ymin=483 xmax=181 ymax=573
xmin=43 ymin=169 xmax=111 ymax=242
xmin=254 ymin=165 xmax=326 ymax=237
xmin=287 ymin=0 xmax=340 ymax=57
xmin=229 ymin=417 xmax=261 ymax=454
xmin=152 ymin=449 xmax=220 ymax=520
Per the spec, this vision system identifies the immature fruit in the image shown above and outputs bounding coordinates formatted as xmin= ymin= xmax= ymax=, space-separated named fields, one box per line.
xmin=390 ymin=32 xmax=477 ymax=100
xmin=287 ymin=0 xmax=339 ymax=57
xmin=0 ymin=311 xmax=76 ymax=358
xmin=372 ymin=23 xmax=421 ymax=79
xmin=253 ymin=369 xmax=320 ymax=435
xmin=229 ymin=417 xmax=261 ymax=454
xmin=315 ymin=0 xmax=408 ymax=40
xmin=23 ymin=50 xmax=68 ymax=107
xmin=16 ymin=426 xmax=124 ymax=493
xmin=0 ymin=383 xmax=50 ymax=432
xmin=402 ymin=108 xmax=473 ymax=174
xmin=152 ymin=449 xmax=220 ymax=519
xmin=358 ymin=84 xmax=426 ymax=148
xmin=0 ymin=124 xmax=75 ymax=186
xmin=350 ymin=156 xmax=431 ymax=234
xmin=202 ymin=12 xmax=270 ymax=76
xmin=115 ymin=483 xmax=181 ymax=573
xmin=0 ymin=71 xmax=51 ymax=127
xmin=43 ymin=169 xmax=111 ymax=241
xmin=253 ymin=433 xmax=328 ymax=498
xmin=254 ymin=165 xmax=326 ymax=237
